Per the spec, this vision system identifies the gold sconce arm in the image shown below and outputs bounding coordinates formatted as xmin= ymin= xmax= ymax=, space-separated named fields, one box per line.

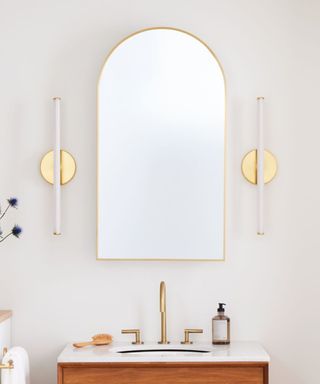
xmin=121 ymin=329 xmax=144 ymax=345
xmin=181 ymin=328 xmax=203 ymax=345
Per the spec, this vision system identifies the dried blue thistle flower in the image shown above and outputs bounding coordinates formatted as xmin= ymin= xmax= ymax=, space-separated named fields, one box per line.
xmin=1 ymin=197 xmax=19 ymax=221
xmin=12 ymin=225 xmax=22 ymax=238
xmin=0 ymin=197 xmax=22 ymax=244
xmin=7 ymin=198 xmax=18 ymax=208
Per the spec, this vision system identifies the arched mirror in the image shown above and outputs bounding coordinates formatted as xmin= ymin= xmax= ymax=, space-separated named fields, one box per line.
xmin=97 ymin=27 xmax=225 ymax=260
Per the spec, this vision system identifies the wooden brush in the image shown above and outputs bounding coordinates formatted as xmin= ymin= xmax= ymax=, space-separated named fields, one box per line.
xmin=73 ymin=333 xmax=113 ymax=348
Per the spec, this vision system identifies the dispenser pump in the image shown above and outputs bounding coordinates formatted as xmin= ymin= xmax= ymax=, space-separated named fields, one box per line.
xmin=218 ymin=303 xmax=226 ymax=313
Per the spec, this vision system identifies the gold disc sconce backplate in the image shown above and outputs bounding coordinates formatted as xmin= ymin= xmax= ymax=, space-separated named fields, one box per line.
xmin=40 ymin=150 xmax=76 ymax=185
xmin=241 ymin=149 xmax=277 ymax=185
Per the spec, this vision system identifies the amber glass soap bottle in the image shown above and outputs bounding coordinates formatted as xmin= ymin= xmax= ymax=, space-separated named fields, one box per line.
xmin=212 ymin=303 xmax=230 ymax=345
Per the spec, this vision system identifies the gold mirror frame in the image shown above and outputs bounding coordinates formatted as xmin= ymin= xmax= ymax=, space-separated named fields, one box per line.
xmin=96 ymin=27 xmax=227 ymax=261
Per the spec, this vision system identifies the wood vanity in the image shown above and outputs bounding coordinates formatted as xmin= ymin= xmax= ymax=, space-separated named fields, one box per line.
xmin=57 ymin=342 xmax=269 ymax=384
xmin=58 ymin=361 xmax=268 ymax=384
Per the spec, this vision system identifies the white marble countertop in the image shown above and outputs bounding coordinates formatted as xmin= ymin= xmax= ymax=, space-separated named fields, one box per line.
xmin=58 ymin=341 xmax=270 ymax=363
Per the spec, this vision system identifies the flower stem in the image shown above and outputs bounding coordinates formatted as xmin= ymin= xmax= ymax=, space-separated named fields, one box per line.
xmin=0 ymin=232 xmax=12 ymax=243
xmin=0 ymin=204 xmax=10 ymax=220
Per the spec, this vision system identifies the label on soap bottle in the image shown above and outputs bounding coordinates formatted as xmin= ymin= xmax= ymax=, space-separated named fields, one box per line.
xmin=213 ymin=319 xmax=228 ymax=341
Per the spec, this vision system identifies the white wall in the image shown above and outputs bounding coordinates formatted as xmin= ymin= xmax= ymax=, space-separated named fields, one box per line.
xmin=0 ymin=0 xmax=319 ymax=383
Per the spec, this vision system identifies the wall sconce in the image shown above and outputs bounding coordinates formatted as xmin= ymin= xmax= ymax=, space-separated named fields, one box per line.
xmin=241 ymin=97 xmax=278 ymax=235
xmin=40 ymin=97 xmax=77 ymax=235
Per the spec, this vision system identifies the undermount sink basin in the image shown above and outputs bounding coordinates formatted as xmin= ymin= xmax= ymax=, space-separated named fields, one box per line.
xmin=110 ymin=344 xmax=211 ymax=356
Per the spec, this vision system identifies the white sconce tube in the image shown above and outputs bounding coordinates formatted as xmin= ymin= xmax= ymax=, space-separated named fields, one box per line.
xmin=257 ymin=97 xmax=264 ymax=235
xmin=53 ymin=97 xmax=61 ymax=235
xmin=241 ymin=97 xmax=277 ymax=235
xmin=40 ymin=98 xmax=76 ymax=235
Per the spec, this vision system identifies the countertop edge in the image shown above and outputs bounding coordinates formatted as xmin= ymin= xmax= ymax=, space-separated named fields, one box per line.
xmin=57 ymin=357 xmax=270 ymax=363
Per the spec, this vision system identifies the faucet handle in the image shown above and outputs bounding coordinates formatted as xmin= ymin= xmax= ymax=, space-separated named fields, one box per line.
xmin=181 ymin=328 xmax=203 ymax=345
xmin=121 ymin=329 xmax=144 ymax=345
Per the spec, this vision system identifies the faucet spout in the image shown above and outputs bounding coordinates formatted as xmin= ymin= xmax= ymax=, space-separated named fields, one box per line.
xmin=160 ymin=281 xmax=166 ymax=313
xmin=159 ymin=281 xmax=169 ymax=344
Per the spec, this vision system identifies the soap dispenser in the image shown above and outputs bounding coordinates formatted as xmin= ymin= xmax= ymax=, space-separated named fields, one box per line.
xmin=212 ymin=303 xmax=230 ymax=345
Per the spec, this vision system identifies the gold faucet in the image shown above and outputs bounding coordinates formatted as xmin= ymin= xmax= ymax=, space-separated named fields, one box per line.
xmin=158 ymin=281 xmax=169 ymax=344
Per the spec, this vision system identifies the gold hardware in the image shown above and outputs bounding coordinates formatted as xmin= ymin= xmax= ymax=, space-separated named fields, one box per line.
xmin=0 ymin=360 xmax=14 ymax=370
xmin=241 ymin=149 xmax=277 ymax=185
xmin=0 ymin=349 xmax=14 ymax=370
xmin=181 ymin=328 xmax=203 ymax=344
xmin=158 ymin=281 xmax=169 ymax=344
xmin=121 ymin=329 xmax=144 ymax=345
xmin=40 ymin=150 xmax=77 ymax=185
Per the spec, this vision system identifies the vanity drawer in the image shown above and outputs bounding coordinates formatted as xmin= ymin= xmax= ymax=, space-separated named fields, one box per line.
xmin=58 ymin=362 xmax=268 ymax=384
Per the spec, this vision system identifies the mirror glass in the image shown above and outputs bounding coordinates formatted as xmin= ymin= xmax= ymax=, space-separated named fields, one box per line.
xmin=98 ymin=28 xmax=225 ymax=260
